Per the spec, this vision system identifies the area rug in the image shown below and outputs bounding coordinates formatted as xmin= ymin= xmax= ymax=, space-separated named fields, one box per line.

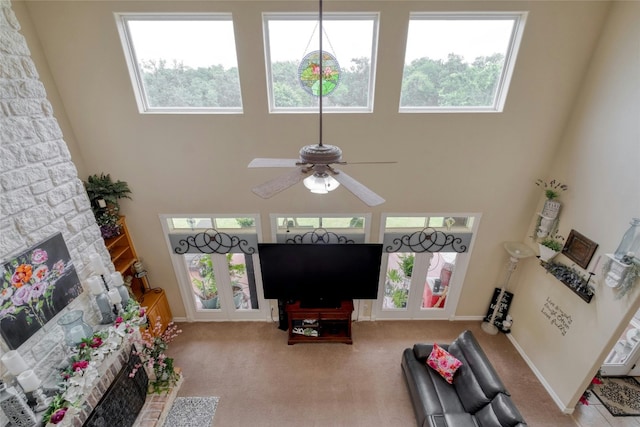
xmin=592 ymin=377 xmax=640 ymax=416
xmin=162 ymin=396 xmax=219 ymax=427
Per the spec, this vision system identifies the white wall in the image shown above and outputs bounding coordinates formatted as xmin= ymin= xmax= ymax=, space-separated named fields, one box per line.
xmin=510 ymin=0 xmax=640 ymax=411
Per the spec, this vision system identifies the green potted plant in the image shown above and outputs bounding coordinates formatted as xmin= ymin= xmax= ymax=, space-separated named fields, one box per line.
xmin=391 ymin=288 xmax=408 ymax=308
xmin=192 ymin=254 xmax=247 ymax=309
xmin=193 ymin=255 xmax=219 ymax=309
xmin=84 ymin=173 xmax=132 ymax=239
xmin=398 ymin=253 xmax=414 ymax=287
xmin=539 ymin=233 xmax=564 ymax=262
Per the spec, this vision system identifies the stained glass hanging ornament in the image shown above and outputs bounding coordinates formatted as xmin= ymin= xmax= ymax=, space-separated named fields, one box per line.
xmin=298 ymin=50 xmax=341 ymax=97
xmin=298 ymin=9 xmax=341 ymax=97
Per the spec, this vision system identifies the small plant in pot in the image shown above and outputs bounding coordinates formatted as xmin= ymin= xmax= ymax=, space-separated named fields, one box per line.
xmin=539 ymin=234 xmax=565 ymax=262
xmin=192 ymin=255 xmax=219 ymax=309
xmin=84 ymin=173 xmax=132 ymax=239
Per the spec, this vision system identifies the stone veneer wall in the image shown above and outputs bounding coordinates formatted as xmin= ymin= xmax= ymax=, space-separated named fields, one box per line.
xmin=0 ymin=0 xmax=113 ymax=422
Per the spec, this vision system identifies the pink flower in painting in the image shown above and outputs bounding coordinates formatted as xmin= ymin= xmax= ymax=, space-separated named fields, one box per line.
xmin=324 ymin=66 xmax=333 ymax=78
xmin=11 ymin=285 xmax=32 ymax=306
xmin=0 ymin=306 xmax=16 ymax=317
xmin=33 ymin=265 xmax=49 ymax=282
xmin=52 ymin=260 xmax=65 ymax=275
xmin=312 ymin=64 xmax=320 ymax=75
xmin=30 ymin=282 xmax=47 ymax=299
xmin=0 ymin=287 xmax=14 ymax=302
xmin=31 ymin=249 xmax=48 ymax=265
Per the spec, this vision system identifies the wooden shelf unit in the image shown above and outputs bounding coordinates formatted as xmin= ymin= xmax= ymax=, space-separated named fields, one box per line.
xmin=285 ymin=300 xmax=353 ymax=345
xmin=104 ymin=216 xmax=172 ymax=330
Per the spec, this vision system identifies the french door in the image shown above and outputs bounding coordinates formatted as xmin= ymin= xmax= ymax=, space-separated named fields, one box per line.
xmin=373 ymin=214 xmax=480 ymax=320
xmin=161 ymin=215 xmax=268 ymax=321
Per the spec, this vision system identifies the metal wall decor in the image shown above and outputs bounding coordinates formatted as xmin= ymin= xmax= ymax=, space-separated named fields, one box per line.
xmin=385 ymin=227 xmax=468 ymax=253
xmin=285 ymin=228 xmax=354 ymax=244
xmin=562 ymin=229 xmax=598 ymax=269
xmin=173 ymin=229 xmax=256 ymax=255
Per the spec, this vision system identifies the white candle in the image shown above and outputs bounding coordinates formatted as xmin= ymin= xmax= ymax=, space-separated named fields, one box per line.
xmin=110 ymin=272 xmax=124 ymax=287
xmin=108 ymin=289 xmax=122 ymax=304
xmin=86 ymin=276 xmax=103 ymax=295
xmin=17 ymin=369 xmax=40 ymax=392
xmin=90 ymin=253 xmax=107 ymax=276
xmin=1 ymin=350 xmax=29 ymax=375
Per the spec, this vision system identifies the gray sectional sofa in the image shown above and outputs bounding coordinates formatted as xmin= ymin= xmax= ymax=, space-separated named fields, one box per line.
xmin=401 ymin=330 xmax=527 ymax=427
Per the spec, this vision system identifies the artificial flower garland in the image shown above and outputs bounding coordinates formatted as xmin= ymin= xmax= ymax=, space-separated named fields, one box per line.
xmin=42 ymin=300 xmax=146 ymax=426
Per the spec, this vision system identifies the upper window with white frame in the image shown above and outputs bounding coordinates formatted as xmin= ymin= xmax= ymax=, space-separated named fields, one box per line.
xmin=263 ymin=13 xmax=379 ymax=113
xmin=399 ymin=12 xmax=527 ymax=113
xmin=115 ymin=13 xmax=242 ymax=114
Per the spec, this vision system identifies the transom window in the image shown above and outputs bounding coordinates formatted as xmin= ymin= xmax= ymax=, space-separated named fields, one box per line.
xmin=399 ymin=12 xmax=527 ymax=112
xmin=115 ymin=14 xmax=242 ymax=113
xmin=263 ymin=13 xmax=379 ymax=113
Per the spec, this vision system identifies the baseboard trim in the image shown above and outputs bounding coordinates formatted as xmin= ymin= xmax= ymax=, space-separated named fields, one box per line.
xmin=506 ymin=333 xmax=574 ymax=414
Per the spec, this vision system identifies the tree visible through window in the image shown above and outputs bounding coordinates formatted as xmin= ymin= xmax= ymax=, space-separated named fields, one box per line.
xmin=400 ymin=13 xmax=527 ymax=112
xmin=116 ymin=14 xmax=243 ymax=113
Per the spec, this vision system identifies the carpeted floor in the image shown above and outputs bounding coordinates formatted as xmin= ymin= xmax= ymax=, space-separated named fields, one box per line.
xmin=592 ymin=376 xmax=640 ymax=417
xmin=162 ymin=396 xmax=219 ymax=427
xmin=166 ymin=320 xmax=577 ymax=427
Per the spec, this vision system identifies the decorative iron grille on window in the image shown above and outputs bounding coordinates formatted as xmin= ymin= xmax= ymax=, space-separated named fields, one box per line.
xmin=172 ymin=229 xmax=257 ymax=254
xmin=285 ymin=228 xmax=354 ymax=244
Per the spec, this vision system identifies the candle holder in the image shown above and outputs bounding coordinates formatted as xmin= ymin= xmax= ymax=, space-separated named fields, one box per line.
xmin=17 ymin=370 xmax=51 ymax=412
xmin=0 ymin=380 xmax=37 ymax=426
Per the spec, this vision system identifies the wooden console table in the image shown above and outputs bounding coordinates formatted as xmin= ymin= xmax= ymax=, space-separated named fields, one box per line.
xmin=285 ymin=300 xmax=353 ymax=345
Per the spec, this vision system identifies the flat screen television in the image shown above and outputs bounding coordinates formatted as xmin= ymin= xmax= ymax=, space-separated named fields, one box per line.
xmin=258 ymin=243 xmax=383 ymax=307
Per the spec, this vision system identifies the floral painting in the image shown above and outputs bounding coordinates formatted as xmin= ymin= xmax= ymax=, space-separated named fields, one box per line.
xmin=0 ymin=233 xmax=83 ymax=349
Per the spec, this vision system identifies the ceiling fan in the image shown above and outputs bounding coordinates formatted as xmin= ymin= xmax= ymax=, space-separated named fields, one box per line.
xmin=248 ymin=1 xmax=393 ymax=207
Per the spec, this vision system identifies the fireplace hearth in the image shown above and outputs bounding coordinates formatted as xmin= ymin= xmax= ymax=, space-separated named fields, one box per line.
xmin=83 ymin=350 xmax=148 ymax=427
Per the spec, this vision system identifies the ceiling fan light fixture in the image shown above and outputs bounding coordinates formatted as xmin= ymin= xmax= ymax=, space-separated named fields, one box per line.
xmin=303 ymin=172 xmax=340 ymax=194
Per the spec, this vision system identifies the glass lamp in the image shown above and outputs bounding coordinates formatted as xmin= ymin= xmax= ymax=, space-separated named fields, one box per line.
xmin=303 ymin=172 xmax=340 ymax=194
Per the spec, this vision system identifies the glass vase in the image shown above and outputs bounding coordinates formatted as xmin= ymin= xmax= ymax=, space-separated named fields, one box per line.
xmin=614 ymin=218 xmax=640 ymax=262
xmin=57 ymin=310 xmax=92 ymax=346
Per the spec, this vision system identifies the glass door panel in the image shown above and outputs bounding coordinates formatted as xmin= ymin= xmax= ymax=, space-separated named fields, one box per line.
xmin=382 ymin=253 xmax=412 ymax=310
xmin=421 ymin=252 xmax=457 ymax=310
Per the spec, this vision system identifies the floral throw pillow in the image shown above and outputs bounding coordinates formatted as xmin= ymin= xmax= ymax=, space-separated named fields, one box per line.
xmin=426 ymin=343 xmax=463 ymax=384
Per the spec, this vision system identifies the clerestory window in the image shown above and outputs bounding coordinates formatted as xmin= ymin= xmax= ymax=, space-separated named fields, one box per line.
xmin=399 ymin=12 xmax=527 ymax=113
xmin=115 ymin=13 xmax=243 ymax=114
xmin=263 ymin=13 xmax=379 ymax=113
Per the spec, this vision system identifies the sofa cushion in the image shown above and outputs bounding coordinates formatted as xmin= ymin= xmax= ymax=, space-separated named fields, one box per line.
xmin=427 ymin=343 xmax=463 ymax=384
xmin=448 ymin=330 xmax=508 ymax=413
xmin=474 ymin=393 xmax=527 ymax=427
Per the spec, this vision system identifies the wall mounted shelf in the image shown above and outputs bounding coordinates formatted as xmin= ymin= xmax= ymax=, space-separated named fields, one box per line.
xmin=540 ymin=260 xmax=594 ymax=303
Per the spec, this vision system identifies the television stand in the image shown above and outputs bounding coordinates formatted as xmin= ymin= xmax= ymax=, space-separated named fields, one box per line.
xmin=285 ymin=300 xmax=353 ymax=345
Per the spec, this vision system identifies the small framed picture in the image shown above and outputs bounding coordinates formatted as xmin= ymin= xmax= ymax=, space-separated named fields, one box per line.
xmin=562 ymin=229 xmax=598 ymax=269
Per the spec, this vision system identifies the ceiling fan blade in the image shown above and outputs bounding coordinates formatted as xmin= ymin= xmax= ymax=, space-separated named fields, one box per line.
xmin=251 ymin=168 xmax=309 ymax=199
xmin=338 ymin=161 xmax=398 ymax=165
xmin=331 ymin=169 xmax=385 ymax=207
xmin=248 ymin=158 xmax=299 ymax=168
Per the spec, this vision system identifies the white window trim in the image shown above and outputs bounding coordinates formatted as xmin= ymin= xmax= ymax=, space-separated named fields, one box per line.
xmin=262 ymin=12 xmax=379 ymax=114
xmin=399 ymin=11 xmax=528 ymax=113
xmin=115 ymin=13 xmax=243 ymax=114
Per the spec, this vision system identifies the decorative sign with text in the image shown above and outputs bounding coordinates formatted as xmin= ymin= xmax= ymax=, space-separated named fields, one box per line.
xmin=541 ymin=297 xmax=573 ymax=336
xmin=484 ymin=288 xmax=513 ymax=330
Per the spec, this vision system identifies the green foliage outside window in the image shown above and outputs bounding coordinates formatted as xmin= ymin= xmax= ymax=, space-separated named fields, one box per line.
xmin=140 ymin=53 xmax=503 ymax=109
